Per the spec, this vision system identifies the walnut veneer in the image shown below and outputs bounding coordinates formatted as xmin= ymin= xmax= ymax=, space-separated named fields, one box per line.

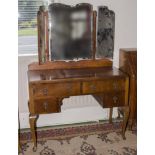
xmin=28 ymin=66 xmax=129 ymax=151
xmin=119 ymin=48 xmax=137 ymax=128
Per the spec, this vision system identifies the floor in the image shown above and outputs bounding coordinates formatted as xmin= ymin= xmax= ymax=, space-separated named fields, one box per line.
xmin=19 ymin=121 xmax=137 ymax=155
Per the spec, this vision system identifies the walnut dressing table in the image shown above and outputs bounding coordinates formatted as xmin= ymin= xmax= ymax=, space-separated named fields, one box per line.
xmin=27 ymin=3 xmax=130 ymax=151
xmin=28 ymin=60 xmax=129 ymax=151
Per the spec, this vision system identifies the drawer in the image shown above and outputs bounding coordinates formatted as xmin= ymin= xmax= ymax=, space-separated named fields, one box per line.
xmin=102 ymin=92 xmax=125 ymax=108
xmin=33 ymin=98 xmax=60 ymax=114
xmin=32 ymin=82 xmax=81 ymax=97
xmin=82 ymin=79 xmax=125 ymax=94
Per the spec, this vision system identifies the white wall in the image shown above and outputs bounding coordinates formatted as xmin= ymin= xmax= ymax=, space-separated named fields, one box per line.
xmin=18 ymin=0 xmax=137 ymax=128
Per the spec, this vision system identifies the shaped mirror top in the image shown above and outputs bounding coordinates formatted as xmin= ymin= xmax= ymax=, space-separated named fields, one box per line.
xmin=48 ymin=3 xmax=93 ymax=61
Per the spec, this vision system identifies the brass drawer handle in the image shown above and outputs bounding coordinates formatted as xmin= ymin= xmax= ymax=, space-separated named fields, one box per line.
xmin=42 ymin=88 xmax=48 ymax=95
xmin=90 ymin=84 xmax=96 ymax=91
xmin=43 ymin=102 xmax=48 ymax=110
xmin=113 ymin=96 xmax=118 ymax=103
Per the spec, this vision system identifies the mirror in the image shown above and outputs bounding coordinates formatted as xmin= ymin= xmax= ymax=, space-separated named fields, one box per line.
xmin=48 ymin=3 xmax=93 ymax=61
xmin=96 ymin=6 xmax=115 ymax=59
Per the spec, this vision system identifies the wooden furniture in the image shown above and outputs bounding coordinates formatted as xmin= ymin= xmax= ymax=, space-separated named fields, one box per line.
xmin=119 ymin=48 xmax=137 ymax=128
xmin=28 ymin=63 xmax=129 ymax=151
xmin=37 ymin=3 xmax=115 ymax=63
xmin=27 ymin=3 xmax=130 ymax=151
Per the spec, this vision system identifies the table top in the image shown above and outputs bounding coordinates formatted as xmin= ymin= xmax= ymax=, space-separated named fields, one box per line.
xmin=28 ymin=67 xmax=127 ymax=83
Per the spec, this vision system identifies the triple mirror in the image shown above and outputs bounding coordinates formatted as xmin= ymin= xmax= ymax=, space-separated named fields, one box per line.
xmin=38 ymin=3 xmax=115 ymax=63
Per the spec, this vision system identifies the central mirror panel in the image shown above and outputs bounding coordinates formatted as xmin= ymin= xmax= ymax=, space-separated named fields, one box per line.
xmin=48 ymin=3 xmax=93 ymax=61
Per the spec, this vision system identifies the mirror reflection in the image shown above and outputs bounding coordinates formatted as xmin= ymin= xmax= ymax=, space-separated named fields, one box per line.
xmin=96 ymin=6 xmax=115 ymax=59
xmin=48 ymin=3 xmax=93 ymax=60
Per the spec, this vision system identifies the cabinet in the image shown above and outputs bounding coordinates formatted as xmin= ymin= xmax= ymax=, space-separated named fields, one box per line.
xmin=119 ymin=48 xmax=137 ymax=128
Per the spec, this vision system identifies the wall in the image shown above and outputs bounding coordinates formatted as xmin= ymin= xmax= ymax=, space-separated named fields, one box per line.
xmin=18 ymin=0 xmax=137 ymax=129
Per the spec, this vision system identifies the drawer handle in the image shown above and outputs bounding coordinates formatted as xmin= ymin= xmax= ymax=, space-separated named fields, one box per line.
xmin=113 ymin=96 xmax=118 ymax=103
xmin=43 ymin=102 xmax=48 ymax=110
xmin=42 ymin=88 xmax=48 ymax=95
xmin=90 ymin=84 xmax=96 ymax=91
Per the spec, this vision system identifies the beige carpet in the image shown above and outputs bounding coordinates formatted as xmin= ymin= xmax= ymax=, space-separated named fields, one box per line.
xmin=19 ymin=122 xmax=137 ymax=155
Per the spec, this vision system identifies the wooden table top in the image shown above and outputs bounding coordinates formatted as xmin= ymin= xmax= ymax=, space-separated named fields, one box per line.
xmin=28 ymin=67 xmax=127 ymax=83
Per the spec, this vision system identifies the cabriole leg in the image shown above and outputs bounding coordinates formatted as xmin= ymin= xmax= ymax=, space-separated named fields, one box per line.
xmin=29 ymin=114 xmax=38 ymax=152
xmin=122 ymin=106 xmax=129 ymax=140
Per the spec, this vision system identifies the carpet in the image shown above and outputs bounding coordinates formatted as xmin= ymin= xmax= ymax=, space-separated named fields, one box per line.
xmin=19 ymin=122 xmax=137 ymax=155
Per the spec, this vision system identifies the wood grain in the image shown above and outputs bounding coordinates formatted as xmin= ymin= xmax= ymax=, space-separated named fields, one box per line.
xmin=28 ymin=59 xmax=112 ymax=70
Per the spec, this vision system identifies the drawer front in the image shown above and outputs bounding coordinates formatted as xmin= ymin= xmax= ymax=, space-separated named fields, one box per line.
xmin=32 ymin=82 xmax=81 ymax=97
xmin=102 ymin=92 xmax=125 ymax=107
xmin=33 ymin=98 xmax=60 ymax=114
xmin=82 ymin=79 xmax=125 ymax=94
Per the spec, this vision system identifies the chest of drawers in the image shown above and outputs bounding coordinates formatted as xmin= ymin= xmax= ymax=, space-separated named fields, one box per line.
xmin=119 ymin=48 xmax=137 ymax=128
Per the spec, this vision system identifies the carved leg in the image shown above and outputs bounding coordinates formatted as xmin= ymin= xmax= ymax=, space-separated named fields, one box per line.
xmin=128 ymin=119 xmax=133 ymax=130
xmin=109 ymin=108 xmax=113 ymax=123
xmin=122 ymin=106 xmax=129 ymax=140
xmin=29 ymin=114 xmax=38 ymax=152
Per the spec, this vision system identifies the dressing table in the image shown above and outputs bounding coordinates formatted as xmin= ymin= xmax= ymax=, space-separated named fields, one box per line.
xmin=27 ymin=3 xmax=129 ymax=151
